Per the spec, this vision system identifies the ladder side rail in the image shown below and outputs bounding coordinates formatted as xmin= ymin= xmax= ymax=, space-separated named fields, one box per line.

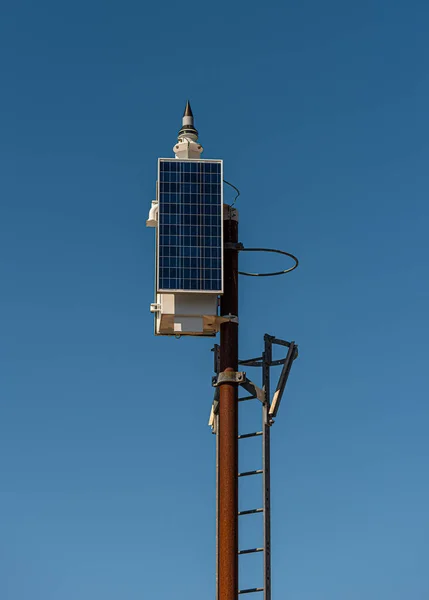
xmin=263 ymin=338 xmax=272 ymax=600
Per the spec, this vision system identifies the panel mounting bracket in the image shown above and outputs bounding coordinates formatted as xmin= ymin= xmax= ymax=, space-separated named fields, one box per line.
xmin=215 ymin=314 xmax=239 ymax=325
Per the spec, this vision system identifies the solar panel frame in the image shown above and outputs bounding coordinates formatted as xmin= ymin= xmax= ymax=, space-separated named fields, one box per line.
xmin=156 ymin=158 xmax=224 ymax=294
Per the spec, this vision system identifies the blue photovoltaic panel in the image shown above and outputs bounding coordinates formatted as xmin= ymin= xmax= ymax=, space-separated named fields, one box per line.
xmin=157 ymin=159 xmax=223 ymax=292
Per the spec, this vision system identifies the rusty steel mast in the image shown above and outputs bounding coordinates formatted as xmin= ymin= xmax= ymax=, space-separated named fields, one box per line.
xmin=218 ymin=207 xmax=239 ymax=600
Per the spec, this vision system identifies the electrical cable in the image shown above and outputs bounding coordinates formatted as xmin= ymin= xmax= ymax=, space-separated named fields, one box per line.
xmin=223 ymin=180 xmax=240 ymax=207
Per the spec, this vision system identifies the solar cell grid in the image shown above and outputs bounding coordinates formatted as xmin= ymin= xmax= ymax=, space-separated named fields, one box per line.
xmin=157 ymin=159 xmax=223 ymax=292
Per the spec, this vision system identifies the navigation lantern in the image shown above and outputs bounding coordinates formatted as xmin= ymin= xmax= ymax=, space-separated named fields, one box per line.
xmin=146 ymin=105 xmax=225 ymax=336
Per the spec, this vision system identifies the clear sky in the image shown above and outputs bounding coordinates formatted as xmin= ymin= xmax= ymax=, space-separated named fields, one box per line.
xmin=1 ymin=1 xmax=428 ymax=599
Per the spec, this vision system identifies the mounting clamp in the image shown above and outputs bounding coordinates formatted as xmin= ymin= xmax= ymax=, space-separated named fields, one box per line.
xmin=212 ymin=371 xmax=246 ymax=386
xmin=209 ymin=372 xmax=265 ymax=431
xmin=213 ymin=314 xmax=239 ymax=326
xmin=212 ymin=372 xmax=265 ymax=402
xmin=224 ymin=242 xmax=244 ymax=251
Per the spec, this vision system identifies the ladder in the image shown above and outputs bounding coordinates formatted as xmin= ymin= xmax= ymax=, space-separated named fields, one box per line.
xmin=210 ymin=334 xmax=298 ymax=600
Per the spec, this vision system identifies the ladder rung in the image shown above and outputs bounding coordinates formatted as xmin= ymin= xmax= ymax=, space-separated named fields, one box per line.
xmin=239 ymin=588 xmax=264 ymax=594
xmin=238 ymin=547 xmax=264 ymax=555
xmin=238 ymin=431 xmax=263 ymax=439
xmin=238 ymin=469 xmax=263 ymax=477
xmin=238 ymin=395 xmax=257 ymax=402
xmin=238 ymin=508 xmax=264 ymax=516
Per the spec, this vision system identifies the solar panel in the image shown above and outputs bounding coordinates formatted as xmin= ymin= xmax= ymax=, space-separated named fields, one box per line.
xmin=157 ymin=159 xmax=223 ymax=293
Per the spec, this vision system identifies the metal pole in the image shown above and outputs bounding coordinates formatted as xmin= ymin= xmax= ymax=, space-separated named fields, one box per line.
xmin=216 ymin=412 xmax=219 ymax=600
xmin=218 ymin=205 xmax=239 ymax=600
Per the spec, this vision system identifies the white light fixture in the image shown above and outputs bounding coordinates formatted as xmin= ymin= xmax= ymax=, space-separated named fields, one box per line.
xmin=146 ymin=200 xmax=158 ymax=227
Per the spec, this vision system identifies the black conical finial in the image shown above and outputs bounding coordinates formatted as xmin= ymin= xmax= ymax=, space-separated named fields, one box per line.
xmin=178 ymin=100 xmax=198 ymax=141
xmin=183 ymin=100 xmax=193 ymax=118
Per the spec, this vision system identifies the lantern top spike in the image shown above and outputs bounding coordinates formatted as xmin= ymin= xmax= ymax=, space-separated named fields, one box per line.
xmin=174 ymin=100 xmax=203 ymax=159
xmin=183 ymin=100 xmax=193 ymax=117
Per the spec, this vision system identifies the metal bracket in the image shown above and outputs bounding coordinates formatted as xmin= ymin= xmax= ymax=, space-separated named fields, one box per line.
xmin=216 ymin=314 xmax=239 ymax=325
xmin=224 ymin=242 xmax=244 ymax=251
xmin=209 ymin=372 xmax=266 ymax=431
xmin=241 ymin=379 xmax=265 ymax=403
xmin=212 ymin=371 xmax=265 ymax=400
xmin=268 ymin=340 xmax=298 ymax=418
xmin=212 ymin=371 xmax=246 ymax=386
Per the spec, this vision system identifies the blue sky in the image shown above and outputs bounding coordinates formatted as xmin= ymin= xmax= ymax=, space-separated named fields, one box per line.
xmin=1 ymin=0 xmax=429 ymax=598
